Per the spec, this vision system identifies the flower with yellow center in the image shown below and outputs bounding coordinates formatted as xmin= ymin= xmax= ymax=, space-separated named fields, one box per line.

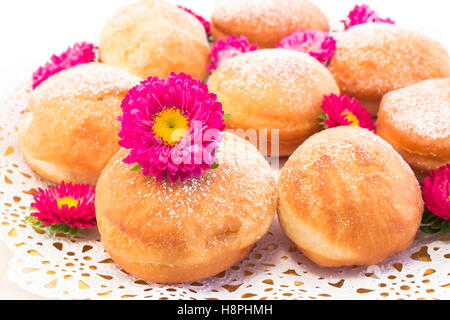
xmin=341 ymin=110 xmax=360 ymax=127
xmin=57 ymin=197 xmax=79 ymax=209
xmin=152 ymin=108 xmax=189 ymax=146
xmin=25 ymin=182 xmax=96 ymax=235
xmin=319 ymin=93 xmax=376 ymax=131
xmin=118 ymin=73 xmax=226 ymax=183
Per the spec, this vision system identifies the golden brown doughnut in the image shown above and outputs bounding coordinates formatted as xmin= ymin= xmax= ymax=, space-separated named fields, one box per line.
xmin=207 ymin=49 xmax=340 ymax=157
xmin=99 ymin=0 xmax=210 ymax=81
xmin=278 ymin=126 xmax=423 ymax=267
xmin=377 ymin=78 xmax=450 ymax=182
xmin=211 ymin=0 xmax=329 ymax=48
xmin=329 ymin=23 xmax=450 ymax=115
xmin=19 ymin=63 xmax=140 ymax=186
xmin=95 ymin=132 xmax=277 ymax=283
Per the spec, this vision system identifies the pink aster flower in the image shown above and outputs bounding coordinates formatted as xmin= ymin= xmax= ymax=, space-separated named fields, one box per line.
xmin=178 ymin=6 xmax=211 ymax=38
xmin=422 ymin=164 xmax=450 ymax=222
xmin=26 ymin=182 xmax=96 ymax=235
xmin=209 ymin=35 xmax=258 ymax=72
xmin=32 ymin=42 xmax=97 ymax=89
xmin=343 ymin=4 xmax=395 ymax=30
xmin=118 ymin=73 xmax=225 ymax=183
xmin=276 ymin=30 xmax=336 ymax=64
xmin=319 ymin=93 xmax=376 ymax=132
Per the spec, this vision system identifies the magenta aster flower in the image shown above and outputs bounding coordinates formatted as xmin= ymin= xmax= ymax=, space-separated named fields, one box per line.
xmin=118 ymin=73 xmax=225 ymax=183
xmin=319 ymin=93 xmax=376 ymax=132
xmin=178 ymin=5 xmax=211 ymax=38
xmin=209 ymin=35 xmax=258 ymax=72
xmin=276 ymin=30 xmax=336 ymax=64
xmin=26 ymin=182 xmax=96 ymax=235
xmin=32 ymin=42 xmax=97 ymax=89
xmin=422 ymin=164 xmax=450 ymax=222
xmin=343 ymin=4 xmax=395 ymax=30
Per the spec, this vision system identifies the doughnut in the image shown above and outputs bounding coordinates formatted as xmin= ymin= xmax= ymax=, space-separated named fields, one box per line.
xmin=329 ymin=23 xmax=450 ymax=115
xmin=278 ymin=126 xmax=423 ymax=267
xmin=207 ymin=49 xmax=340 ymax=157
xmin=211 ymin=0 xmax=329 ymax=48
xmin=99 ymin=0 xmax=210 ymax=81
xmin=95 ymin=132 xmax=278 ymax=283
xmin=19 ymin=63 xmax=140 ymax=186
xmin=377 ymin=78 xmax=450 ymax=182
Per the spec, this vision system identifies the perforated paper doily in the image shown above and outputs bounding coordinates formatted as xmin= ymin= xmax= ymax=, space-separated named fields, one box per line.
xmin=0 ymin=84 xmax=448 ymax=300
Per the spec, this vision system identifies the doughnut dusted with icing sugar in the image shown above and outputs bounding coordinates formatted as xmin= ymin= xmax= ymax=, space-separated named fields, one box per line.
xmin=207 ymin=49 xmax=340 ymax=157
xmin=95 ymin=132 xmax=278 ymax=283
xmin=211 ymin=0 xmax=329 ymax=48
xmin=278 ymin=127 xmax=423 ymax=267
xmin=377 ymin=78 xmax=450 ymax=182
xmin=99 ymin=0 xmax=210 ymax=80
xmin=19 ymin=63 xmax=140 ymax=186
xmin=329 ymin=23 xmax=450 ymax=115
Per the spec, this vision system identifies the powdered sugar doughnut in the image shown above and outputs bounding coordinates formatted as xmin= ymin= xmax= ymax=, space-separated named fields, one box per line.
xmin=211 ymin=0 xmax=329 ymax=48
xmin=329 ymin=23 xmax=450 ymax=115
xmin=207 ymin=49 xmax=340 ymax=156
xmin=19 ymin=63 xmax=140 ymax=186
xmin=99 ymin=0 xmax=210 ymax=80
xmin=278 ymin=126 xmax=423 ymax=267
xmin=377 ymin=78 xmax=450 ymax=182
xmin=95 ymin=132 xmax=277 ymax=283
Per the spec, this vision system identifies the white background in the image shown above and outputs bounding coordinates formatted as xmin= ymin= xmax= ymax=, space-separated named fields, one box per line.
xmin=0 ymin=0 xmax=448 ymax=299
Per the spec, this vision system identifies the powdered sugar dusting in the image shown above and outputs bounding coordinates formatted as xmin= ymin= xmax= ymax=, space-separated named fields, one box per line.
xmin=31 ymin=63 xmax=140 ymax=106
xmin=108 ymin=1 xmax=206 ymax=42
xmin=329 ymin=23 xmax=450 ymax=100
xmin=101 ymin=132 xmax=277 ymax=250
xmin=21 ymin=63 xmax=141 ymax=182
xmin=380 ymin=78 xmax=450 ymax=141
xmin=280 ymin=127 xmax=420 ymax=221
xmin=213 ymin=0 xmax=326 ymax=33
xmin=99 ymin=1 xmax=209 ymax=80
xmin=211 ymin=49 xmax=337 ymax=114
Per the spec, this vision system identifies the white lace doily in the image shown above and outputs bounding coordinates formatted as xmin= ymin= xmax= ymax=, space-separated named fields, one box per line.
xmin=0 ymin=84 xmax=448 ymax=300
